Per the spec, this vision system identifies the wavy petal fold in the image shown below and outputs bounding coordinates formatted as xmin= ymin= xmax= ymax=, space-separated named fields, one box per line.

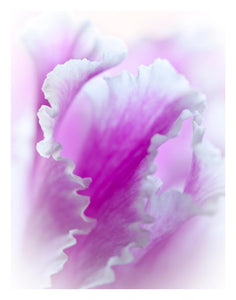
xmin=20 ymin=31 xmax=127 ymax=288
xmin=51 ymin=59 xmax=206 ymax=288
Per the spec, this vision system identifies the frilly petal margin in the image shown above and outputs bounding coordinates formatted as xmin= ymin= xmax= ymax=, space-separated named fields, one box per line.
xmin=23 ymin=11 xmax=128 ymax=155
xmin=18 ymin=39 xmax=127 ymax=288
xmin=18 ymin=146 xmax=94 ymax=288
xmin=37 ymin=46 xmax=127 ymax=158
xmin=98 ymin=115 xmax=224 ymax=289
xmin=134 ymin=114 xmax=224 ymax=263
xmin=136 ymin=114 xmax=224 ymax=262
xmin=184 ymin=118 xmax=225 ymax=208
xmin=51 ymin=59 xmax=206 ymax=288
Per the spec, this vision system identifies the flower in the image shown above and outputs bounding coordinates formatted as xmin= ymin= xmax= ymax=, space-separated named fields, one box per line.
xmin=11 ymin=12 xmax=225 ymax=289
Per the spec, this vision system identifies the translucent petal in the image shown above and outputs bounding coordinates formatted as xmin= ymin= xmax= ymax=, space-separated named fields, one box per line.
xmin=19 ymin=35 xmax=126 ymax=288
xmin=52 ymin=59 xmax=206 ymax=288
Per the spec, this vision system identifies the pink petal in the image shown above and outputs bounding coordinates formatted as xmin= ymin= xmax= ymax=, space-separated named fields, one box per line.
xmin=23 ymin=12 xmax=127 ymax=154
xmin=110 ymin=30 xmax=225 ymax=152
xmin=51 ymin=59 xmax=206 ymax=288
xmin=100 ymin=116 xmax=224 ymax=289
xmin=18 ymin=35 xmax=127 ymax=288
xmin=112 ymin=30 xmax=224 ymax=100
xmin=136 ymin=117 xmax=224 ymax=265
xmin=184 ymin=119 xmax=225 ymax=206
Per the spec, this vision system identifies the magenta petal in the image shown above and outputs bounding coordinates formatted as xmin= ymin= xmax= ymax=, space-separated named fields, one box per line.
xmin=23 ymin=12 xmax=127 ymax=151
xmin=13 ymin=14 xmax=224 ymax=289
xmin=51 ymin=59 xmax=206 ymax=288
xmin=19 ymin=150 xmax=94 ymax=288
xmin=37 ymin=44 xmax=127 ymax=158
xmin=111 ymin=31 xmax=224 ymax=152
xmin=103 ymin=116 xmax=224 ymax=289
xmin=135 ymin=117 xmax=224 ymax=264
xmin=19 ymin=36 xmax=127 ymax=288
xmin=98 ymin=117 xmax=224 ymax=289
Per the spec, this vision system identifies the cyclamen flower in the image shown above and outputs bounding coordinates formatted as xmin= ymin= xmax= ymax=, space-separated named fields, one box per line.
xmin=11 ymin=13 xmax=224 ymax=289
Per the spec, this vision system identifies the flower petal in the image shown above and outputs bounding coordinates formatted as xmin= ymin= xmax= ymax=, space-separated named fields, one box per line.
xmin=51 ymin=59 xmax=206 ymax=288
xmin=133 ymin=116 xmax=224 ymax=265
xmin=19 ymin=36 xmax=127 ymax=288
xmin=102 ymin=116 xmax=224 ymax=289
xmin=23 ymin=12 xmax=127 ymax=151
xmin=184 ymin=119 xmax=225 ymax=207
xmin=111 ymin=30 xmax=225 ymax=152
xmin=37 ymin=42 xmax=127 ymax=158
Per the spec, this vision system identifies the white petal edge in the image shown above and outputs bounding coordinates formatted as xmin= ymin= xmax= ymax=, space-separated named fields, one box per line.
xmin=34 ymin=40 xmax=127 ymax=287
xmin=70 ymin=59 xmax=207 ymax=288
